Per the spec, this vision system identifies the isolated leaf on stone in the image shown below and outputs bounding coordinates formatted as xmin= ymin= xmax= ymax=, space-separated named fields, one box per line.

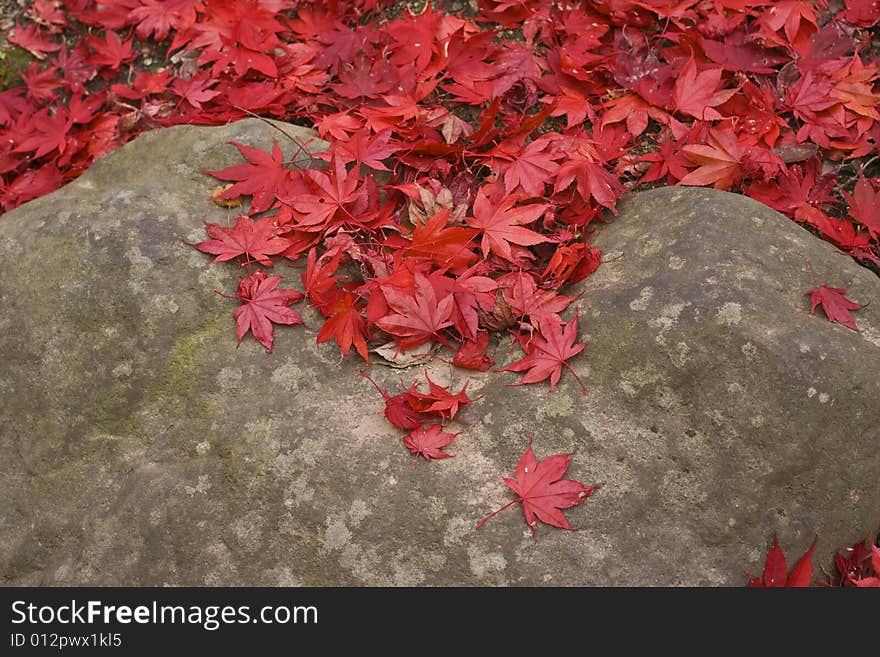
xmin=476 ymin=441 xmax=602 ymax=540
xmin=805 ymin=261 xmax=864 ymax=331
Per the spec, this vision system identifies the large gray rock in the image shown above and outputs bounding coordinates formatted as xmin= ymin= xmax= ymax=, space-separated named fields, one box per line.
xmin=1 ymin=121 xmax=878 ymax=586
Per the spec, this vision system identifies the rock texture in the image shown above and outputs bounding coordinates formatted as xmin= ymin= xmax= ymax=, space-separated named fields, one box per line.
xmin=1 ymin=120 xmax=878 ymax=586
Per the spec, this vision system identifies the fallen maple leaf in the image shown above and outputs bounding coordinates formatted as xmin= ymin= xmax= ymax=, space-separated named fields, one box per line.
xmin=404 ymin=209 xmax=478 ymax=270
xmin=195 ymin=214 xmax=291 ymax=267
xmin=452 ymin=331 xmax=496 ymax=372
xmin=678 ymin=125 xmax=743 ymax=189
xmin=88 ymin=30 xmax=136 ymax=71
xmin=375 ymin=272 xmax=455 ymax=349
xmin=9 ymin=22 xmax=61 ymax=60
xmin=499 ymin=312 xmax=588 ymax=394
xmin=300 ymin=248 xmax=343 ymax=317
xmin=317 ymin=292 xmax=369 ymax=362
xmin=465 ymin=189 xmax=549 ymax=262
xmin=670 ymin=57 xmax=737 ymax=121
xmin=359 ymin=371 xmax=440 ymax=430
xmin=225 ymin=270 xmax=304 ymax=353
xmin=476 ymin=441 xmax=602 ymax=540
xmin=748 ymin=533 xmax=818 ymax=587
xmin=828 ymin=535 xmax=880 ymax=587
xmin=805 ymin=260 xmax=864 ymax=331
xmin=842 ymin=176 xmax=880 ymax=237
xmin=403 ymin=424 xmax=460 ymax=466
xmin=406 ymin=371 xmax=481 ymax=420
xmin=203 ymin=140 xmax=294 ymax=215
xmin=130 ymin=0 xmax=199 ymax=41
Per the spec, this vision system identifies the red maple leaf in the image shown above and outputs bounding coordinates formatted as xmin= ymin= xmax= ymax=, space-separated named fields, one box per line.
xmin=289 ymin=153 xmax=364 ymax=232
xmin=0 ymin=88 xmax=28 ymax=126
xmin=404 ymin=209 xmax=478 ymax=271
xmin=169 ymin=74 xmax=221 ymax=110
xmin=315 ymin=110 xmax=363 ymax=141
xmin=130 ymin=0 xmax=199 ymax=41
xmin=332 ymin=55 xmax=397 ymax=100
xmin=842 ymin=176 xmax=880 ymax=237
xmin=601 ymin=92 xmax=669 ymax=138
xmin=553 ymin=157 xmax=623 ymax=210
xmin=12 ymin=106 xmax=71 ymax=158
xmin=678 ymin=124 xmax=743 ymax=189
xmin=195 ymin=214 xmax=291 ymax=267
xmin=805 ymin=261 xmax=864 ymax=331
xmin=700 ymin=32 xmax=788 ymax=75
xmin=486 ymin=136 xmax=561 ymax=197
xmin=744 ymin=159 xmax=835 ymax=217
xmin=88 ymin=30 xmax=136 ymax=71
xmin=465 ymin=189 xmax=549 ymax=261
xmin=406 ymin=371 xmax=481 ymax=421
xmin=497 ymin=271 xmax=576 ymax=329
xmin=317 ymin=292 xmax=369 ymax=362
xmin=670 ymin=57 xmax=737 ymax=121
xmin=452 ymin=330 xmax=496 ymax=372
xmin=9 ymin=22 xmax=61 ymax=60
xmin=428 ymin=265 xmax=497 ymax=341
xmin=375 ymin=272 xmax=455 ymax=349
xmin=476 ymin=441 xmax=602 ymax=540
xmin=403 ymin=424 xmax=459 ymax=466
xmin=542 ymin=243 xmax=602 ymax=288
xmin=301 ymin=248 xmax=343 ymax=317
xmin=359 ymin=371 xmax=440 ymax=431
xmin=386 ymin=5 xmax=441 ymax=75
xmin=748 ymin=533 xmax=818 ymax=587
xmin=226 ymin=270 xmax=304 ymax=353
xmin=754 ymin=0 xmax=819 ymax=55
xmin=1 ymin=162 xmax=63 ymax=212
xmin=831 ymin=537 xmax=880 ymax=587
xmin=499 ymin=312 xmax=587 ymax=394
xmin=203 ymin=140 xmax=295 ymax=215
xmin=851 ymin=543 xmax=880 ymax=587
xmin=333 ymin=127 xmax=396 ymax=171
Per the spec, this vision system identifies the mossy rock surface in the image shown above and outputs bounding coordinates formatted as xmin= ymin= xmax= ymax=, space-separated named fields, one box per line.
xmin=1 ymin=120 xmax=878 ymax=585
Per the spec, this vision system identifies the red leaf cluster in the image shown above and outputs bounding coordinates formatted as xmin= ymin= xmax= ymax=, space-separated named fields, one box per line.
xmin=827 ymin=536 xmax=880 ymax=587
xmin=749 ymin=532 xmax=880 ymax=588
xmin=360 ymin=370 xmax=478 ymax=466
xmin=3 ymin=0 xmax=878 ymax=549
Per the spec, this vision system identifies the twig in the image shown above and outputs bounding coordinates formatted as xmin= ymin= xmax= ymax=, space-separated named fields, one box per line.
xmin=231 ymin=106 xmax=322 ymax=170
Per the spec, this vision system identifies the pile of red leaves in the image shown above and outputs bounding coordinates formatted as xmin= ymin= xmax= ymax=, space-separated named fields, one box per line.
xmin=2 ymin=0 xmax=878 ymax=570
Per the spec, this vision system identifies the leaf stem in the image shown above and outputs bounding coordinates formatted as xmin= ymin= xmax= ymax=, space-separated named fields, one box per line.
xmin=475 ymin=498 xmax=521 ymax=529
